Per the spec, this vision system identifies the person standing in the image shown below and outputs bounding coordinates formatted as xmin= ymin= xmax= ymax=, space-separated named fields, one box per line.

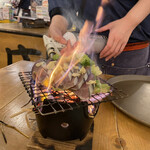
xmin=48 ymin=0 xmax=150 ymax=75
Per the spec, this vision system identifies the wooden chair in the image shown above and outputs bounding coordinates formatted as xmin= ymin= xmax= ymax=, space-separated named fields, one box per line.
xmin=5 ymin=44 xmax=41 ymax=65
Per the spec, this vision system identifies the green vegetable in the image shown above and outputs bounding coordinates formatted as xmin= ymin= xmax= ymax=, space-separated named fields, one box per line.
xmin=94 ymin=80 xmax=110 ymax=94
xmin=80 ymin=66 xmax=86 ymax=74
xmin=91 ymin=65 xmax=102 ymax=76
xmin=95 ymin=80 xmax=101 ymax=88
xmin=100 ymin=84 xmax=110 ymax=93
xmin=86 ymin=80 xmax=96 ymax=85
xmin=94 ymin=80 xmax=101 ymax=93
xmin=52 ymin=54 xmax=60 ymax=60
xmin=94 ymin=87 xmax=101 ymax=94
xmin=80 ymin=54 xmax=94 ymax=67
xmin=52 ymin=86 xmax=62 ymax=91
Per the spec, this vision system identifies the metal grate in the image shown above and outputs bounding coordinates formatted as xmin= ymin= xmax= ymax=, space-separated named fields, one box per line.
xmin=19 ymin=72 xmax=127 ymax=116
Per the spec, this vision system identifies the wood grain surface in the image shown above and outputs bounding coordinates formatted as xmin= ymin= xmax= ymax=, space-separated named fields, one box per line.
xmin=0 ymin=32 xmax=46 ymax=69
xmin=27 ymin=130 xmax=93 ymax=150
xmin=0 ymin=61 xmax=34 ymax=109
xmin=0 ymin=61 xmax=34 ymax=150
xmin=0 ymin=61 xmax=150 ymax=150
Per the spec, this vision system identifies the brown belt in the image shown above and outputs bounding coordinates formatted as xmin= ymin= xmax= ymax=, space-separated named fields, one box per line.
xmin=123 ymin=41 xmax=150 ymax=52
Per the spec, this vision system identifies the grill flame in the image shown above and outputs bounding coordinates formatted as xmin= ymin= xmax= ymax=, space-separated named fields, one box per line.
xmin=46 ymin=7 xmax=104 ymax=89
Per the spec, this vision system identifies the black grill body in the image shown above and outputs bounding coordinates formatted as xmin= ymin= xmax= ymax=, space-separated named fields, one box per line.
xmin=35 ymin=102 xmax=96 ymax=141
xmin=19 ymin=72 xmax=126 ymax=141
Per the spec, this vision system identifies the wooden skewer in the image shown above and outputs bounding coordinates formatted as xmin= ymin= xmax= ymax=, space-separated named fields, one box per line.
xmin=0 ymin=127 xmax=7 ymax=144
xmin=4 ymin=124 xmax=29 ymax=139
xmin=0 ymin=120 xmax=29 ymax=139
xmin=10 ymin=106 xmax=34 ymax=118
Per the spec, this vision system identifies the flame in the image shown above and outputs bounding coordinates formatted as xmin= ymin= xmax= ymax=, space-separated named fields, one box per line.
xmin=46 ymin=7 xmax=104 ymax=90
xmin=95 ymin=6 xmax=104 ymax=29
xmin=55 ymin=44 xmax=86 ymax=87
xmin=48 ymin=54 xmax=65 ymax=89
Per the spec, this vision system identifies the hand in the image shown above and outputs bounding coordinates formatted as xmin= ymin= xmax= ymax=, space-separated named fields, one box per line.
xmin=48 ymin=15 xmax=68 ymax=45
xmin=95 ymin=17 xmax=135 ymax=61
xmin=60 ymin=20 xmax=94 ymax=56
xmin=60 ymin=40 xmax=78 ymax=56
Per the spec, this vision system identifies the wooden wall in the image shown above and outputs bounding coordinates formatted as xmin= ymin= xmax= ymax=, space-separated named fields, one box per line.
xmin=0 ymin=32 xmax=46 ymax=68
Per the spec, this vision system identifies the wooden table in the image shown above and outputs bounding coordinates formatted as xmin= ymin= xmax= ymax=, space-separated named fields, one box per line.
xmin=0 ymin=61 xmax=150 ymax=150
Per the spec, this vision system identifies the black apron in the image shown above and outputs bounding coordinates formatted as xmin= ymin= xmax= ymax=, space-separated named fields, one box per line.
xmin=96 ymin=45 xmax=150 ymax=75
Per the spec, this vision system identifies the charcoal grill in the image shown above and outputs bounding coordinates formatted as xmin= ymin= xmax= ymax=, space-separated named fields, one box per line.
xmin=19 ymin=71 xmax=126 ymax=141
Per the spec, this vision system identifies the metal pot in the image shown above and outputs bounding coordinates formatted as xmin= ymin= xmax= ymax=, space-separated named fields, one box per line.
xmin=35 ymin=101 xmax=99 ymax=141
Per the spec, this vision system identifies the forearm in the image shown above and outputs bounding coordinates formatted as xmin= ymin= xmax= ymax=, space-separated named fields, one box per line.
xmin=123 ymin=0 xmax=150 ymax=29
xmin=48 ymin=0 xmax=75 ymax=29
xmin=51 ymin=15 xmax=69 ymax=30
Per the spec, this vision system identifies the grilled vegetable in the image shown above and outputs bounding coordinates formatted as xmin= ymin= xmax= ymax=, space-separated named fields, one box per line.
xmin=32 ymin=52 xmax=110 ymax=100
xmin=91 ymin=65 xmax=102 ymax=76
xmin=52 ymin=54 xmax=60 ymax=61
xmin=79 ymin=54 xmax=94 ymax=67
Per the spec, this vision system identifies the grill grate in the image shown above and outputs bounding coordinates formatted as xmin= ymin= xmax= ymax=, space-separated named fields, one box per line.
xmin=19 ymin=72 xmax=127 ymax=116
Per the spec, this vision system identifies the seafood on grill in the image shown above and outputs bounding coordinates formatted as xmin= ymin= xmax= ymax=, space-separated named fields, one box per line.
xmin=32 ymin=33 xmax=110 ymax=100
xmin=32 ymin=52 xmax=110 ymax=100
